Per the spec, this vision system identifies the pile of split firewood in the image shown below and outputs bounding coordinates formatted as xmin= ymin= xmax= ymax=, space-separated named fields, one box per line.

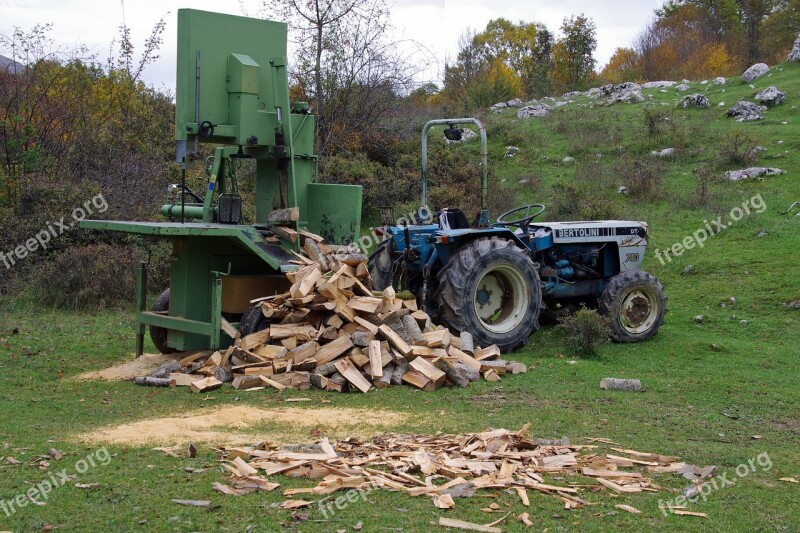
xmin=182 ymin=425 xmax=710 ymax=523
xmin=136 ymin=232 xmax=526 ymax=394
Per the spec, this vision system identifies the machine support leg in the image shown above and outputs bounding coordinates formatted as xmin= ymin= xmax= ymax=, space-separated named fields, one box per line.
xmin=135 ymin=261 xmax=148 ymax=357
xmin=210 ymin=275 xmax=222 ymax=350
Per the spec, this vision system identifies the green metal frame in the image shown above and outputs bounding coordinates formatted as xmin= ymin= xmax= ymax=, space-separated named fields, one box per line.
xmin=80 ymin=9 xmax=363 ymax=355
xmin=421 ymin=118 xmax=488 ymax=212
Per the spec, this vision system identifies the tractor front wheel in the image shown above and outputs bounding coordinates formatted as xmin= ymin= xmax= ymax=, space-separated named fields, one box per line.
xmin=239 ymin=303 xmax=270 ymax=337
xmin=150 ymin=289 xmax=176 ymax=354
xmin=434 ymin=237 xmax=542 ymax=353
xmin=598 ymin=270 xmax=667 ymax=342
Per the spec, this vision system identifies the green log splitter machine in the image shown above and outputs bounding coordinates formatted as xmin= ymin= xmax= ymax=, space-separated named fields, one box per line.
xmin=81 ymin=9 xmax=362 ymax=355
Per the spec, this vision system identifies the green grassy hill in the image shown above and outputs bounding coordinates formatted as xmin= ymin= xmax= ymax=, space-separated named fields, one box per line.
xmin=0 ymin=65 xmax=797 ymax=531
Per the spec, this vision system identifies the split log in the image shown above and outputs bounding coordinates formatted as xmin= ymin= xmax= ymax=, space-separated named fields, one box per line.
xmin=191 ymin=376 xmax=223 ymax=393
xmin=299 ymin=229 xmax=324 ymax=242
xmin=401 ymin=314 xmax=426 ymax=345
xmin=600 ymin=378 xmax=643 ymax=392
xmin=335 ymin=253 xmax=369 ymax=266
xmin=459 ymin=331 xmax=475 ymax=355
xmin=434 ymin=359 xmax=470 ymax=388
xmin=134 ymin=376 xmax=172 ymax=387
xmin=482 ymin=369 xmax=501 ymax=382
xmin=506 ymin=362 xmax=527 ymax=374
xmin=391 ymin=357 xmax=409 ymax=385
xmin=354 ymin=316 xmax=379 ymax=335
xmin=289 ymin=341 xmax=319 ymax=363
xmin=422 ymin=329 xmax=450 ymax=348
xmin=220 ymin=318 xmax=240 ymax=339
xmin=474 ymin=345 xmax=500 ymax=361
xmin=375 ymin=363 xmax=395 ymax=389
xmin=270 ymin=225 xmax=298 ymax=243
xmin=312 ymin=336 xmax=354 ymax=365
xmin=309 ymin=373 xmax=330 ymax=391
xmin=267 ymin=207 xmax=299 ymax=224
xmin=303 ymin=240 xmax=329 ymax=272
xmin=351 ymin=330 xmax=374 ymax=348
xmin=402 ymin=369 xmax=435 ymax=391
xmin=368 ymin=341 xmax=384 ymax=379
xmin=169 ymin=373 xmax=204 ymax=386
xmin=409 ymin=357 xmax=446 ymax=387
xmin=314 ymin=360 xmax=339 ymax=377
xmin=379 ymin=324 xmax=412 ymax=356
xmin=232 ymin=375 xmax=267 ymax=390
xmin=334 ymin=359 xmax=371 ymax=393
xmin=479 ymin=360 xmax=508 ymax=375
xmin=327 ymin=372 xmax=347 ymax=392
xmin=212 ymin=366 xmax=233 ymax=383
xmin=448 ymin=346 xmax=481 ymax=372
xmin=149 ymin=360 xmax=182 ymax=379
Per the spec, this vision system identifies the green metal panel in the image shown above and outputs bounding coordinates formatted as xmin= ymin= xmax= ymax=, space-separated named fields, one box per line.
xmin=306 ymin=183 xmax=363 ymax=245
xmin=80 ymin=221 xmax=292 ymax=270
xmin=81 ymin=10 xmax=364 ymax=354
xmin=176 ymin=9 xmax=287 ymax=148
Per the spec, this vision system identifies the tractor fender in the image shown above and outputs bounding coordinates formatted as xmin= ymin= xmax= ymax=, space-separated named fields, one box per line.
xmin=434 ymin=227 xmax=530 ymax=265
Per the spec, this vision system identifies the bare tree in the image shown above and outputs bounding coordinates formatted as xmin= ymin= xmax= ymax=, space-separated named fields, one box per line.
xmin=261 ymin=0 xmax=426 ymax=155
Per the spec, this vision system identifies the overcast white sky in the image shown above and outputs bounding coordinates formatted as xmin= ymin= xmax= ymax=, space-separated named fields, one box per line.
xmin=0 ymin=0 xmax=664 ymax=91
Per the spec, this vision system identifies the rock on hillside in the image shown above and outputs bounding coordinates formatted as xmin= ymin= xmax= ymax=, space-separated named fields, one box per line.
xmin=726 ymin=101 xmax=766 ymax=122
xmin=724 ymin=167 xmax=784 ymax=181
xmin=755 ymin=86 xmax=786 ymax=107
xmin=788 ymin=34 xmax=800 ymax=62
xmin=679 ymin=94 xmax=710 ymax=108
xmin=517 ymin=103 xmax=551 ymax=119
xmin=743 ymin=63 xmax=769 ymax=82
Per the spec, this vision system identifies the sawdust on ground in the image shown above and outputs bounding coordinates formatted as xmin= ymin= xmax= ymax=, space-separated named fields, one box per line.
xmin=73 ymin=405 xmax=409 ymax=447
xmin=71 ymin=353 xmax=183 ymax=381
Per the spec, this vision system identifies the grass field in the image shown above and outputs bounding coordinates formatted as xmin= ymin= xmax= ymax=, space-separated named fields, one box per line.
xmin=1 ymin=64 xmax=799 ymax=531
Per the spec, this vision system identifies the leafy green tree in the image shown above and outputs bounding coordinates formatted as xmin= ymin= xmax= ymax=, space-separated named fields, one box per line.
xmin=554 ymin=14 xmax=597 ymax=91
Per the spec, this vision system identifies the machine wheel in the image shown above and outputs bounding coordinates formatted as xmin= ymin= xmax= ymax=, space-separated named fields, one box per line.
xmin=598 ymin=270 xmax=667 ymax=342
xmin=368 ymin=238 xmax=396 ymax=291
xmin=434 ymin=237 xmax=542 ymax=353
xmin=239 ymin=303 xmax=270 ymax=337
xmin=150 ymin=289 xmax=176 ymax=354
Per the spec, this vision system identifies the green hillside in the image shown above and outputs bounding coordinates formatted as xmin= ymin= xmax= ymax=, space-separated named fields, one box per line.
xmin=0 ymin=64 xmax=797 ymax=531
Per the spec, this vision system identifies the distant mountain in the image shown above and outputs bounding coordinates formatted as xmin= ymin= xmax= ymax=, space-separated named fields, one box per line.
xmin=0 ymin=54 xmax=23 ymax=74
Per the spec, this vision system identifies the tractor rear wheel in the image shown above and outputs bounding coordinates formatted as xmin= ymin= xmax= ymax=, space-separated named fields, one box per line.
xmin=150 ymin=289 xmax=176 ymax=354
xmin=434 ymin=237 xmax=542 ymax=353
xmin=598 ymin=270 xmax=667 ymax=342
xmin=368 ymin=238 xmax=397 ymax=291
xmin=239 ymin=303 xmax=270 ymax=337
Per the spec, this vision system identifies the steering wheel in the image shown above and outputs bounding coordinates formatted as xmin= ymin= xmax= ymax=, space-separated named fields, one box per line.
xmin=496 ymin=204 xmax=546 ymax=227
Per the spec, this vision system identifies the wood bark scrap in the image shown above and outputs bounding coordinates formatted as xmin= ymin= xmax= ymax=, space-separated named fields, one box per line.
xmin=197 ymin=426 xmax=706 ymax=519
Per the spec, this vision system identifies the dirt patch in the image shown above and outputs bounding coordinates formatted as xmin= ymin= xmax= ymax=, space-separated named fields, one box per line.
xmin=73 ymin=405 xmax=409 ymax=447
xmin=72 ymin=353 xmax=182 ymax=381
xmin=772 ymin=417 xmax=800 ymax=434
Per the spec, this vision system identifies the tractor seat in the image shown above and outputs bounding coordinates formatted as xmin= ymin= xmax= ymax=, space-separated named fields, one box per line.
xmin=438 ymin=208 xmax=470 ymax=230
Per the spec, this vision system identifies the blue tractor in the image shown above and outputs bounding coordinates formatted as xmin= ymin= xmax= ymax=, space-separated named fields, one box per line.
xmin=369 ymin=118 xmax=666 ymax=353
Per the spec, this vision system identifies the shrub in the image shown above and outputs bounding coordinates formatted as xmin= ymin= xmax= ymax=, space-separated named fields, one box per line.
xmin=549 ymin=182 xmax=623 ymax=221
xmin=612 ymin=155 xmax=663 ymax=200
xmin=718 ymin=130 xmax=761 ymax=168
xmin=558 ymin=307 xmax=610 ymax=355
xmin=29 ymin=244 xmax=139 ymax=310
